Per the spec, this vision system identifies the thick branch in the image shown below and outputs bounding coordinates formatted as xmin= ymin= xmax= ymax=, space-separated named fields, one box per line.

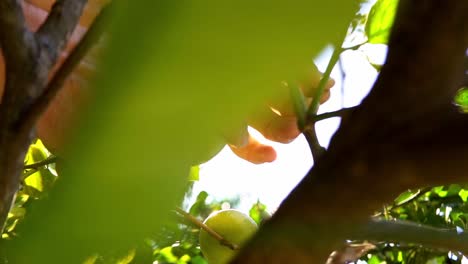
xmin=0 ymin=0 xmax=35 ymax=63
xmin=0 ymin=0 xmax=40 ymax=232
xmin=36 ymin=0 xmax=88 ymax=65
xmin=18 ymin=3 xmax=110 ymax=131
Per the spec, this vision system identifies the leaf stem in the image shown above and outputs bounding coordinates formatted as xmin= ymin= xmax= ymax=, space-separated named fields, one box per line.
xmin=307 ymin=46 xmax=342 ymax=117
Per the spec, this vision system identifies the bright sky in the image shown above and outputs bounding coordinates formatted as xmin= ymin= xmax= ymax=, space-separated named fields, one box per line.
xmin=191 ymin=44 xmax=387 ymax=213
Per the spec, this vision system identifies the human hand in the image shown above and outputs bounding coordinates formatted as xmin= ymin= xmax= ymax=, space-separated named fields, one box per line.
xmin=227 ymin=66 xmax=335 ymax=164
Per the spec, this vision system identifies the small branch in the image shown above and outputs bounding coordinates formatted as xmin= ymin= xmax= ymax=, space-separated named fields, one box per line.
xmin=353 ymin=218 xmax=468 ymax=254
xmin=306 ymin=107 xmax=356 ymax=125
xmin=23 ymin=156 xmax=57 ymax=170
xmin=303 ymin=127 xmax=325 ymax=161
xmin=174 ymin=207 xmax=239 ymax=250
xmin=18 ymin=3 xmax=111 ymax=131
xmin=303 ymin=107 xmax=355 ymax=161
xmin=36 ymin=0 xmax=88 ymax=64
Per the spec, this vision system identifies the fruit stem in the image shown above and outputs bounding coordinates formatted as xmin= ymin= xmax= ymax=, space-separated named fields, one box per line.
xmin=175 ymin=207 xmax=239 ymax=250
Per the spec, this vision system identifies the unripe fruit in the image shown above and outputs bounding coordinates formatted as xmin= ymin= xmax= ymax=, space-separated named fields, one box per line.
xmin=199 ymin=209 xmax=257 ymax=264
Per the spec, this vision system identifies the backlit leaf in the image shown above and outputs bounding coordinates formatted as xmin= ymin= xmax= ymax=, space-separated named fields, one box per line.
xmin=365 ymin=0 xmax=398 ymax=44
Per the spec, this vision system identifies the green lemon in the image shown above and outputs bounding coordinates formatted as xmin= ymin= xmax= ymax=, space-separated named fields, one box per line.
xmin=199 ymin=209 xmax=258 ymax=264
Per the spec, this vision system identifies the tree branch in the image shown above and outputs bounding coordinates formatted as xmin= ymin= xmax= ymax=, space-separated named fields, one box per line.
xmin=329 ymin=218 xmax=468 ymax=264
xmin=0 ymin=0 xmax=34 ymax=63
xmin=0 ymin=0 xmax=92 ymax=232
xmin=354 ymin=218 xmax=468 ymax=255
xmin=303 ymin=126 xmax=325 ymax=161
xmin=36 ymin=0 xmax=88 ymax=65
xmin=0 ymin=0 xmax=41 ymax=232
xmin=18 ymin=3 xmax=110 ymax=132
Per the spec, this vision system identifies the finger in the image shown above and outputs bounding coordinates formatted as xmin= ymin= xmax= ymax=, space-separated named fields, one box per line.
xmin=223 ymin=122 xmax=249 ymax=148
xmin=228 ymin=134 xmax=277 ymax=164
xmin=247 ymin=106 xmax=301 ymax=144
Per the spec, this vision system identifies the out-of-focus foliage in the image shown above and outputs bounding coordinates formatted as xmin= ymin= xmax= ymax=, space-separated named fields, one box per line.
xmin=6 ymin=1 xmax=359 ymax=262
xmin=3 ymin=140 xmax=57 ymax=240
xmin=454 ymin=87 xmax=468 ymax=113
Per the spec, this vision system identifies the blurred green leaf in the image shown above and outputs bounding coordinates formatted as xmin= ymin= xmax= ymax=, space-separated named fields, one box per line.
xmin=188 ymin=166 xmax=200 ymax=182
xmin=446 ymin=184 xmax=462 ymax=197
xmin=365 ymin=0 xmax=398 ymax=44
xmin=394 ymin=189 xmax=420 ymax=206
xmin=8 ymin=1 xmax=359 ymax=262
xmin=459 ymin=189 xmax=468 ymax=202
xmin=249 ymin=201 xmax=270 ymax=225
xmin=454 ymin=87 xmax=468 ymax=112
xmin=157 ymin=247 xmax=178 ymax=263
xmin=191 ymin=256 xmax=208 ymax=264
xmin=367 ymin=255 xmax=382 ymax=264
xmin=189 ymin=191 xmax=208 ymax=216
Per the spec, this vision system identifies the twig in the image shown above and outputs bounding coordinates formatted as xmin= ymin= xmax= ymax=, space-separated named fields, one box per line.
xmin=306 ymin=107 xmax=356 ymax=125
xmin=303 ymin=107 xmax=355 ymax=161
xmin=303 ymin=127 xmax=325 ymax=161
xmin=174 ymin=207 xmax=239 ymax=250
xmin=18 ymin=3 xmax=111 ymax=131
xmin=23 ymin=156 xmax=58 ymax=170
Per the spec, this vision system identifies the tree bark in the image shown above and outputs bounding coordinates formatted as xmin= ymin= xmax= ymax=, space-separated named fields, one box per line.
xmin=0 ymin=0 xmax=87 ymax=231
xmin=233 ymin=1 xmax=468 ymax=263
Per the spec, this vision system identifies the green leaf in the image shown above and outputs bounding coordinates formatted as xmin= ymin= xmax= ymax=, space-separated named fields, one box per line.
xmin=189 ymin=191 xmax=209 ymax=216
xmin=459 ymin=189 xmax=468 ymax=202
xmin=446 ymin=184 xmax=462 ymax=197
xmin=365 ymin=0 xmax=399 ymax=44
xmin=249 ymin=201 xmax=270 ymax=225
xmin=191 ymin=256 xmax=208 ymax=264
xmin=188 ymin=166 xmax=200 ymax=181
xmin=289 ymin=83 xmax=307 ymax=129
xmin=367 ymin=255 xmax=382 ymax=264
xmin=393 ymin=189 xmax=420 ymax=206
